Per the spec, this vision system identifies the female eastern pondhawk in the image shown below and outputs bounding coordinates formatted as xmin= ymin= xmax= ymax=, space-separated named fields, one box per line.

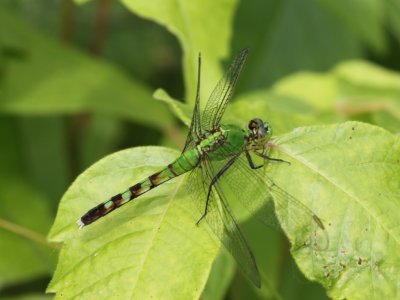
xmin=77 ymin=48 xmax=325 ymax=288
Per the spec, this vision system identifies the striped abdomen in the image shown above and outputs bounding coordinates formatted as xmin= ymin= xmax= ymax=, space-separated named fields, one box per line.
xmin=78 ymin=149 xmax=200 ymax=228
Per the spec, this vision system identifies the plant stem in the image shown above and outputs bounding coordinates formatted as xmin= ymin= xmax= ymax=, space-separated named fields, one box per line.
xmin=0 ymin=218 xmax=61 ymax=250
xmin=90 ymin=0 xmax=112 ymax=55
xmin=60 ymin=0 xmax=75 ymax=42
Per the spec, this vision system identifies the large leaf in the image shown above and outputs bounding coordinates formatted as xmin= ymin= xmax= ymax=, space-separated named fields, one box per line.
xmin=272 ymin=60 xmax=400 ymax=133
xmin=334 ymin=61 xmax=400 ymax=132
xmin=334 ymin=60 xmax=400 ymax=98
xmin=0 ymin=8 xmax=172 ymax=129
xmin=270 ymin=121 xmax=400 ymax=299
xmin=120 ymin=0 xmax=239 ymax=104
xmin=272 ymin=72 xmax=339 ymax=110
xmin=48 ymin=147 xmax=219 ymax=299
xmin=48 ymin=121 xmax=400 ymax=299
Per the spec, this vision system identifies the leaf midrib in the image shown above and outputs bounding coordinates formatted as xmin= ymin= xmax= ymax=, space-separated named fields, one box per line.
xmin=128 ymin=175 xmax=186 ymax=299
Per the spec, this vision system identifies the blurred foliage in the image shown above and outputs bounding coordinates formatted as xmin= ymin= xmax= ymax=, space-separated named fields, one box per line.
xmin=0 ymin=0 xmax=399 ymax=299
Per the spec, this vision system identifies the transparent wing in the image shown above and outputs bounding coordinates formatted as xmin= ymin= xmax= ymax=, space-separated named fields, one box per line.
xmin=211 ymin=145 xmax=329 ymax=251
xmin=183 ymin=53 xmax=203 ymax=152
xmin=201 ymin=48 xmax=248 ymax=131
xmin=186 ymin=160 xmax=261 ymax=287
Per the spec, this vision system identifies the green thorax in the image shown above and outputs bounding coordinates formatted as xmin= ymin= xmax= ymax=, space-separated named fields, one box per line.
xmin=198 ymin=124 xmax=247 ymax=161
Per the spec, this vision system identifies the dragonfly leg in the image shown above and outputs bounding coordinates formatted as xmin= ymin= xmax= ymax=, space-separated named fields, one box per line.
xmin=245 ymin=151 xmax=264 ymax=169
xmin=253 ymin=151 xmax=290 ymax=165
xmin=196 ymin=155 xmax=239 ymax=226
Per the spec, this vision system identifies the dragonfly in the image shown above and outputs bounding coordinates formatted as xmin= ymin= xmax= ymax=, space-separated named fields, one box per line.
xmin=77 ymin=48 xmax=326 ymax=288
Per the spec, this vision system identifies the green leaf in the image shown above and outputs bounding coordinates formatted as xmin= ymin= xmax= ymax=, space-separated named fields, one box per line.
xmin=270 ymin=60 xmax=400 ymax=132
xmin=154 ymin=88 xmax=191 ymax=126
xmin=0 ymin=118 xmax=56 ymax=288
xmin=272 ymin=72 xmax=339 ymax=110
xmin=272 ymin=60 xmax=400 ymax=110
xmin=0 ymin=8 xmax=172 ymax=129
xmin=387 ymin=0 xmax=400 ymax=45
xmin=231 ymin=0 xmax=362 ymax=90
xmin=314 ymin=0 xmax=386 ymax=52
xmin=48 ymin=120 xmax=400 ymax=299
xmin=0 ymin=294 xmax=53 ymax=300
xmin=48 ymin=147 xmax=219 ymax=299
xmin=270 ymin=121 xmax=400 ymax=299
xmin=237 ymin=217 xmax=284 ymax=300
xmin=226 ymin=91 xmax=319 ymax=135
xmin=120 ymin=0 xmax=239 ymax=103
xmin=334 ymin=60 xmax=400 ymax=96
xmin=333 ymin=60 xmax=400 ymax=130
xmin=0 ymin=179 xmax=55 ymax=288
xmin=74 ymin=0 xmax=92 ymax=4
xmin=155 ymin=87 xmax=322 ymax=136
xmin=372 ymin=111 xmax=400 ymax=134
xmin=78 ymin=114 xmax=123 ymax=169
xmin=17 ymin=117 xmax=70 ymax=204
xmin=202 ymin=249 xmax=235 ymax=300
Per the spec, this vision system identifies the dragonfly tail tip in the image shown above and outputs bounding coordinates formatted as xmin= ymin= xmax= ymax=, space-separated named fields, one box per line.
xmin=76 ymin=218 xmax=85 ymax=229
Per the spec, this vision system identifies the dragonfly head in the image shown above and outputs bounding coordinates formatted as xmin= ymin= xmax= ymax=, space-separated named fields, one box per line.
xmin=248 ymin=118 xmax=272 ymax=142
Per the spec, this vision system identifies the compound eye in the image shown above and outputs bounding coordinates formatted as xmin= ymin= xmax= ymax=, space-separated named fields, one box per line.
xmin=248 ymin=118 xmax=263 ymax=130
xmin=248 ymin=119 xmax=257 ymax=130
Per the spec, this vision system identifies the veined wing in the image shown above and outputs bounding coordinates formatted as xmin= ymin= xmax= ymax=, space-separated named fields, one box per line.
xmin=182 ymin=53 xmax=203 ymax=152
xmin=186 ymin=157 xmax=261 ymax=287
xmin=201 ymin=48 xmax=248 ymax=131
xmin=210 ymin=144 xmax=329 ymax=251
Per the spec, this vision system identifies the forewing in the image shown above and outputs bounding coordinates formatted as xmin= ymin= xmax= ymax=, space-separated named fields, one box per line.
xmin=183 ymin=53 xmax=203 ymax=152
xmin=201 ymin=49 xmax=248 ymax=131
xmin=212 ymin=145 xmax=329 ymax=251
xmin=186 ymin=160 xmax=261 ymax=287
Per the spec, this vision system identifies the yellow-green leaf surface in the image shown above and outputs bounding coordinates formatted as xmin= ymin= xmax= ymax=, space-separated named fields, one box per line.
xmin=226 ymin=91 xmax=319 ymax=135
xmin=156 ymin=87 xmax=320 ymax=136
xmin=121 ymin=0 xmax=239 ymax=103
xmin=273 ymin=60 xmax=400 ymax=106
xmin=270 ymin=122 xmax=400 ymax=299
xmin=48 ymin=120 xmax=400 ymax=299
xmin=48 ymin=147 xmax=219 ymax=299
xmin=153 ymin=88 xmax=191 ymax=126
xmin=272 ymin=60 xmax=400 ymax=133
xmin=333 ymin=61 xmax=400 ymax=132
xmin=272 ymin=72 xmax=339 ymax=110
